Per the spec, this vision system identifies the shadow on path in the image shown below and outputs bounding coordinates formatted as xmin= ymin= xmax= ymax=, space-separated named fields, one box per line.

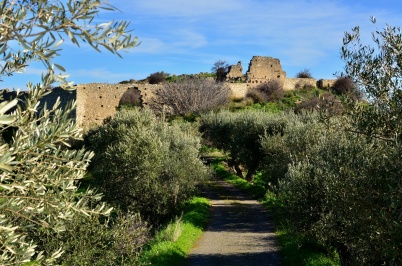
xmin=183 ymin=178 xmax=282 ymax=266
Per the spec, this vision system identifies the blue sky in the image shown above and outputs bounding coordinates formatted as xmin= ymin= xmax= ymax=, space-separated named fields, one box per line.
xmin=2 ymin=0 xmax=402 ymax=90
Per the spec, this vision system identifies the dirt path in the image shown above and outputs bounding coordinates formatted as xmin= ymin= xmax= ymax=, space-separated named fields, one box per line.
xmin=183 ymin=178 xmax=282 ymax=266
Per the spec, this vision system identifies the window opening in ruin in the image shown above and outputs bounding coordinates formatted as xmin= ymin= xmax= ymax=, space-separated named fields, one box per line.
xmin=277 ymin=75 xmax=280 ymax=78
xmin=101 ymin=105 xmax=103 ymax=107
xmin=99 ymin=96 xmax=102 ymax=98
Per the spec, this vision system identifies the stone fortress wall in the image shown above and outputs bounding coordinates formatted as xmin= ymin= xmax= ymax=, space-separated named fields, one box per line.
xmin=2 ymin=56 xmax=336 ymax=130
xmin=245 ymin=56 xmax=286 ymax=85
xmin=75 ymin=83 xmax=158 ymax=129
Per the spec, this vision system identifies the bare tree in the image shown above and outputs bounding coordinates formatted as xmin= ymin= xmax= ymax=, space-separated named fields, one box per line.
xmin=151 ymin=78 xmax=231 ymax=115
xmin=211 ymin=60 xmax=229 ymax=82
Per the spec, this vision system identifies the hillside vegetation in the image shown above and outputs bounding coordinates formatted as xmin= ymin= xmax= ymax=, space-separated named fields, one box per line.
xmin=1 ymin=2 xmax=400 ymax=264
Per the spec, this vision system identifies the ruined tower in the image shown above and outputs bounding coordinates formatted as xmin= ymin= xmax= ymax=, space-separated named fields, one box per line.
xmin=245 ymin=56 xmax=286 ymax=85
xmin=226 ymin=61 xmax=244 ymax=82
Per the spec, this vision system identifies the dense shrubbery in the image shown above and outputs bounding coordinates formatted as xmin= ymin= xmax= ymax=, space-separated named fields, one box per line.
xmin=331 ymin=76 xmax=361 ymax=100
xmin=246 ymin=80 xmax=284 ymax=103
xmin=150 ymin=78 xmax=231 ymax=116
xmin=147 ymin=71 xmax=169 ymax=84
xmin=295 ymin=69 xmax=313 ymax=78
xmin=202 ymin=106 xmax=400 ymax=264
xmin=283 ymin=123 xmax=399 ymax=264
xmin=35 ymin=211 xmax=149 ymax=265
xmin=0 ymin=1 xmax=138 ymax=264
xmin=260 ymin=114 xmax=401 ymax=265
xmin=294 ymin=93 xmax=342 ymax=115
xmin=85 ymin=108 xmax=210 ymax=224
xmin=200 ymin=110 xmax=288 ymax=181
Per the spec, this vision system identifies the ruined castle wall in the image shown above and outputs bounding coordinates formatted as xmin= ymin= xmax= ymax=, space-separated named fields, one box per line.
xmin=226 ymin=61 xmax=243 ymax=81
xmin=317 ymin=79 xmax=336 ymax=89
xmin=245 ymin=56 xmax=286 ymax=86
xmin=284 ymin=78 xmax=317 ymax=91
xmin=75 ymin=83 xmax=159 ymax=130
xmin=227 ymin=83 xmax=248 ymax=99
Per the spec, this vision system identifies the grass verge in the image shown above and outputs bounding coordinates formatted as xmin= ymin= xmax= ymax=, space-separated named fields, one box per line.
xmin=138 ymin=197 xmax=210 ymax=266
xmin=211 ymin=160 xmax=340 ymax=266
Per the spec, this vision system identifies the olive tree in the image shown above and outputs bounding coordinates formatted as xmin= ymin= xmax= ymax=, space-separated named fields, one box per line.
xmin=276 ymin=20 xmax=402 ymax=265
xmin=0 ymin=0 xmax=138 ymax=264
xmin=341 ymin=21 xmax=402 ymax=140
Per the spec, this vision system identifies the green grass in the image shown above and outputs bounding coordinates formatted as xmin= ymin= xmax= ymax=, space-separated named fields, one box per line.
xmin=228 ymin=86 xmax=334 ymax=114
xmin=138 ymin=197 xmax=210 ymax=266
xmin=211 ymin=160 xmax=340 ymax=266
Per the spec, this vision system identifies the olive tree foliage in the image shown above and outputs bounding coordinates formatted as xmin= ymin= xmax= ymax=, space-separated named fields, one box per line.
xmin=341 ymin=21 xmax=402 ymax=140
xmin=200 ymin=110 xmax=288 ymax=182
xmin=275 ymin=116 xmax=401 ymax=265
xmin=85 ymin=109 xmax=210 ymax=224
xmin=0 ymin=0 xmax=137 ymax=83
xmin=150 ymin=78 xmax=231 ymax=116
xmin=265 ymin=21 xmax=402 ymax=265
xmin=0 ymin=0 xmax=138 ymax=264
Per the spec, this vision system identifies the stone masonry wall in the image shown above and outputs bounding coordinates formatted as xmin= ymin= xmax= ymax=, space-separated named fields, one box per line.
xmin=227 ymin=83 xmax=248 ymax=99
xmin=317 ymin=79 xmax=336 ymax=89
xmin=75 ymin=83 xmax=159 ymax=130
xmin=226 ymin=61 xmax=243 ymax=81
xmin=284 ymin=78 xmax=317 ymax=91
xmin=245 ymin=56 xmax=286 ymax=86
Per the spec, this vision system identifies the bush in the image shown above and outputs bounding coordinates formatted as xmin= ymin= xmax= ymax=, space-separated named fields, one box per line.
xmin=211 ymin=60 xmax=229 ymax=82
xmin=296 ymin=69 xmax=313 ymax=78
xmin=279 ymin=121 xmax=401 ymax=265
xmin=259 ymin=112 xmax=401 ymax=264
xmin=332 ymin=76 xmax=361 ymax=100
xmin=119 ymin=87 xmax=143 ymax=107
xmin=0 ymin=0 xmax=137 ymax=264
xmin=294 ymin=93 xmax=343 ymax=115
xmin=246 ymin=80 xmax=284 ymax=103
xmin=200 ymin=110 xmax=289 ymax=182
xmin=34 ymin=212 xmax=149 ymax=265
xmin=150 ymin=78 xmax=231 ymax=116
xmin=147 ymin=71 xmax=168 ymax=84
xmin=85 ymin=108 xmax=210 ymax=224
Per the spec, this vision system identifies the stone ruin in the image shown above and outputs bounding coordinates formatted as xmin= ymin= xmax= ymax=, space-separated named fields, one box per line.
xmin=0 ymin=56 xmax=336 ymax=130
xmin=225 ymin=56 xmax=288 ymax=86
xmin=226 ymin=61 xmax=244 ymax=82
xmin=245 ymin=56 xmax=286 ymax=85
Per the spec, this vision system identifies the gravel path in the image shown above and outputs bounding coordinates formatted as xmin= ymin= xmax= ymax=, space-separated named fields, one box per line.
xmin=184 ymin=178 xmax=282 ymax=266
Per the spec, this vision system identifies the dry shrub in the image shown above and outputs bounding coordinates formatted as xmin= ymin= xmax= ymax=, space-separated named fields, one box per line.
xmin=246 ymin=80 xmax=284 ymax=103
xmin=296 ymin=68 xmax=313 ymax=78
xmin=147 ymin=71 xmax=168 ymax=84
xmin=119 ymin=87 xmax=143 ymax=107
xmin=332 ymin=77 xmax=356 ymax=94
xmin=294 ymin=93 xmax=343 ymax=115
xmin=150 ymin=78 xmax=231 ymax=115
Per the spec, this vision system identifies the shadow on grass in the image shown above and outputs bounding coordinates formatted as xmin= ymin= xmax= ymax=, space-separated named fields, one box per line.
xmin=139 ymin=197 xmax=210 ymax=266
